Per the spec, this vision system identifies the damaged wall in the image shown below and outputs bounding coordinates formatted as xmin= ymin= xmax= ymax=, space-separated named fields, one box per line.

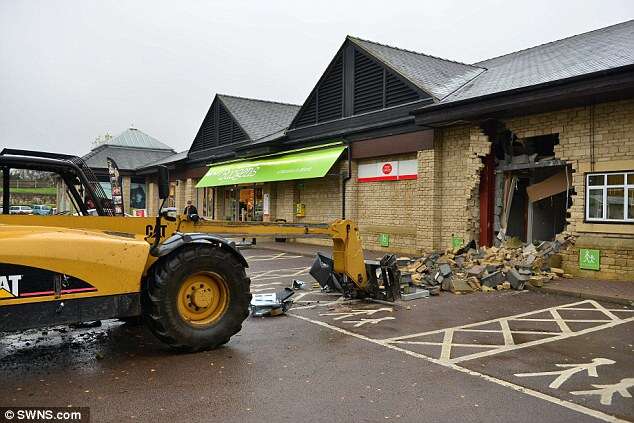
xmin=417 ymin=125 xmax=490 ymax=252
xmin=504 ymin=98 xmax=634 ymax=280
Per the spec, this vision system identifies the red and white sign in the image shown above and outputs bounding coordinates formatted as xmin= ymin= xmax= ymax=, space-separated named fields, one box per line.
xmin=358 ymin=160 xmax=417 ymax=182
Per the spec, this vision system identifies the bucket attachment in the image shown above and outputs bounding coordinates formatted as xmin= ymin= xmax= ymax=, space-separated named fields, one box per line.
xmin=310 ymin=253 xmax=401 ymax=301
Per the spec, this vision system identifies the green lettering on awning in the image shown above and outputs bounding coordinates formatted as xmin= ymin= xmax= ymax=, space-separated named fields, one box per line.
xmin=196 ymin=145 xmax=346 ymax=188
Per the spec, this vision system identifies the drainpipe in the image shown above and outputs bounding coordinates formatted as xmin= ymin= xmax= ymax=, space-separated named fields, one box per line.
xmin=341 ymin=139 xmax=352 ymax=219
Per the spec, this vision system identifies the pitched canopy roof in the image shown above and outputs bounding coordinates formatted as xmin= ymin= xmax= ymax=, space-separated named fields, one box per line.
xmin=217 ymin=95 xmax=300 ymax=141
xmin=100 ymin=127 xmax=173 ymax=150
xmin=83 ymin=128 xmax=175 ymax=171
xmin=348 ymin=36 xmax=485 ymax=101
xmin=441 ymin=19 xmax=634 ymax=103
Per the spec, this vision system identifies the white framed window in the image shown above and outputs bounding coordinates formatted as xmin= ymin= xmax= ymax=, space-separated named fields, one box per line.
xmin=585 ymin=172 xmax=634 ymax=223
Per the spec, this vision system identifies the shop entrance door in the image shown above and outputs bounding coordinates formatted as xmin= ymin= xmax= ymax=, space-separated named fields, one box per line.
xmin=238 ymin=186 xmax=263 ymax=222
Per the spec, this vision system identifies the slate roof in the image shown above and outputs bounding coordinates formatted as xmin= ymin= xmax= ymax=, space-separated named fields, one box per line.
xmin=83 ymin=146 xmax=176 ymax=171
xmin=217 ymin=95 xmax=301 ymax=141
xmin=137 ymin=150 xmax=189 ymax=169
xmin=83 ymin=128 xmax=175 ymax=171
xmin=100 ymin=128 xmax=174 ymax=150
xmin=348 ymin=36 xmax=486 ymax=101
xmin=442 ymin=19 xmax=634 ymax=103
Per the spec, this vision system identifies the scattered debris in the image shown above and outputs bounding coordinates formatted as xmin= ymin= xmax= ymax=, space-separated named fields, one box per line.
xmin=250 ymin=288 xmax=295 ymax=317
xmin=397 ymin=234 xmax=575 ymax=296
xmin=401 ymin=288 xmax=430 ymax=301
xmin=291 ymin=279 xmax=307 ymax=290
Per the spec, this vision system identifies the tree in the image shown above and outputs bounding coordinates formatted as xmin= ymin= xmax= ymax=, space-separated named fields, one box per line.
xmin=91 ymin=132 xmax=113 ymax=149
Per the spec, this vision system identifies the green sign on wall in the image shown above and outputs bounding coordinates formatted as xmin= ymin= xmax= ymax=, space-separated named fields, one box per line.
xmin=451 ymin=235 xmax=464 ymax=250
xmin=579 ymin=248 xmax=600 ymax=270
xmin=378 ymin=233 xmax=390 ymax=247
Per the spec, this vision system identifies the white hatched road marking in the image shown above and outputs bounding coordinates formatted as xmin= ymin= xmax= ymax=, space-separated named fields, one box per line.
xmin=382 ymin=300 xmax=634 ymax=364
xmin=289 ymin=312 xmax=631 ymax=423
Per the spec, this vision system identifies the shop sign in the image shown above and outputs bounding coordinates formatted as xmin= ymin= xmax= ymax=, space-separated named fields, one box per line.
xmin=378 ymin=233 xmax=390 ymax=247
xmin=358 ymin=160 xmax=417 ymax=182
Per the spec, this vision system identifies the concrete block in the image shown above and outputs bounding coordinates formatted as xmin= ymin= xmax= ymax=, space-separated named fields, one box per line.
xmin=507 ymin=268 xmax=528 ymax=290
xmin=401 ymin=288 xmax=430 ymax=301
xmin=439 ymin=263 xmax=452 ymax=277
xmin=481 ymin=270 xmax=505 ymax=288
xmin=467 ymin=265 xmax=485 ymax=277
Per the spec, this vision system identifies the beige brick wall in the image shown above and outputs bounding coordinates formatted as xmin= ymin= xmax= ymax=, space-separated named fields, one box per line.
xmin=414 ymin=126 xmax=491 ymax=253
xmin=504 ymin=99 xmax=634 ymax=279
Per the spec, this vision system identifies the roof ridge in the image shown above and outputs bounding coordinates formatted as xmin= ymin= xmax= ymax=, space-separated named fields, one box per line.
xmin=217 ymin=93 xmax=301 ymax=108
xmin=474 ymin=19 xmax=634 ymax=65
xmin=347 ymin=35 xmax=486 ymax=70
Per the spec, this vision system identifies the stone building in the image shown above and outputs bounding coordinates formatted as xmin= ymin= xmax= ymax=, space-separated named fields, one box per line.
xmin=144 ymin=20 xmax=634 ymax=280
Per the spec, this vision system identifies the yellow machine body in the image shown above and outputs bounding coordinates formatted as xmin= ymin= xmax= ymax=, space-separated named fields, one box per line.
xmin=0 ymin=215 xmax=369 ymax=308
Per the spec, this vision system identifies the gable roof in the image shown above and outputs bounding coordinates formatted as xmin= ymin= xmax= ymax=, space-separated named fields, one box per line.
xmin=348 ymin=36 xmax=485 ymax=101
xmin=441 ymin=19 xmax=634 ymax=103
xmin=217 ymin=95 xmax=300 ymax=141
xmin=100 ymin=128 xmax=174 ymax=150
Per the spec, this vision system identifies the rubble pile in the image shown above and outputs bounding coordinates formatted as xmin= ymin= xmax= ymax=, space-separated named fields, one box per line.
xmin=397 ymin=234 xmax=576 ymax=296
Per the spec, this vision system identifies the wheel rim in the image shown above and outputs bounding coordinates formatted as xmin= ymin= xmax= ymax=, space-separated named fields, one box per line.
xmin=177 ymin=272 xmax=229 ymax=326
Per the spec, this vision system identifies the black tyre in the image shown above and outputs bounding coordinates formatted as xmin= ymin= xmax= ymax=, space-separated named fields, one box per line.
xmin=142 ymin=245 xmax=251 ymax=352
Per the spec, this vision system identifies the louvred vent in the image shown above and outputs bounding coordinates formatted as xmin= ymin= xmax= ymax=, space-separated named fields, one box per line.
xmin=386 ymin=72 xmax=419 ymax=107
xmin=353 ymin=50 xmax=384 ymax=114
xmin=190 ymin=107 xmax=217 ymax=151
xmin=316 ymin=55 xmax=343 ymax=123
xmin=294 ymin=95 xmax=317 ymax=127
xmin=218 ymin=103 xmax=247 ymax=145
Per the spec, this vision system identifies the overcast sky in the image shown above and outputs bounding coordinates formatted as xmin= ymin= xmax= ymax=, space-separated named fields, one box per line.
xmin=1 ymin=1 xmax=633 ymax=155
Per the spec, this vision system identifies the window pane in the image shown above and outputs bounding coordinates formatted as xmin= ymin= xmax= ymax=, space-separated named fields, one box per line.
xmin=588 ymin=175 xmax=604 ymax=186
xmin=629 ymin=189 xmax=634 ymax=220
xmin=607 ymin=188 xmax=624 ymax=220
xmin=588 ymin=189 xmax=604 ymax=219
xmin=628 ymin=173 xmax=634 ymax=185
xmin=130 ymin=183 xmax=146 ymax=209
xmin=607 ymin=174 xmax=624 ymax=186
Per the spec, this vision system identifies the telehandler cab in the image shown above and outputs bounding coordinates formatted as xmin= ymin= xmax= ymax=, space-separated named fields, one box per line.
xmin=0 ymin=149 xmax=399 ymax=351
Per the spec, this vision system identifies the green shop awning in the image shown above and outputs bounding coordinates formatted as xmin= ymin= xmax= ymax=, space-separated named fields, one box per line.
xmin=196 ymin=145 xmax=346 ymax=188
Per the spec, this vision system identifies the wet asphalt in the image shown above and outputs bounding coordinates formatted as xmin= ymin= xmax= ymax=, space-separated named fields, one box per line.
xmin=1 ymin=248 xmax=633 ymax=423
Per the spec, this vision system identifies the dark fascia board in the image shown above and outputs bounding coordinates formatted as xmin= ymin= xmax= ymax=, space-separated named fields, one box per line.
xmin=413 ymin=65 xmax=634 ymax=126
xmin=187 ymin=139 xmax=251 ymax=163
xmin=287 ymin=98 xmax=433 ymax=142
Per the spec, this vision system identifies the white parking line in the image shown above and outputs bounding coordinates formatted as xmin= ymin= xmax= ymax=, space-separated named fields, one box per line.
xmin=381 ymin=300 xmax=634 ymax=364
xmin=289 ymin=312 xmax=631 ymax=423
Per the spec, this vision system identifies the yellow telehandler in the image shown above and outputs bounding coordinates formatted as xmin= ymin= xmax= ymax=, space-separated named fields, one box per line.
xmin=0 ymin=149 xmax=399 ymax=351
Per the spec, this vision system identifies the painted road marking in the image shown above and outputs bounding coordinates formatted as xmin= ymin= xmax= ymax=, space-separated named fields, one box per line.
xmin=289 ymin=312 xmax=631 ymax=423
xmin=249 ymin=267 xmax=311 ymax=282
xmin=319 ymin=307 xmax=393 ymax=320
xmin=515 ymin=358 xmax=616 ymax=389
xmin=341 ymin=316 xmax=395 ymax=327
xmin=382 ymin=300 xmax=634 ymax=364
xmin=571 ymin=379 xmax=634 ymax=406
xmin=244 ymin=252 xmax=303 ymax=261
